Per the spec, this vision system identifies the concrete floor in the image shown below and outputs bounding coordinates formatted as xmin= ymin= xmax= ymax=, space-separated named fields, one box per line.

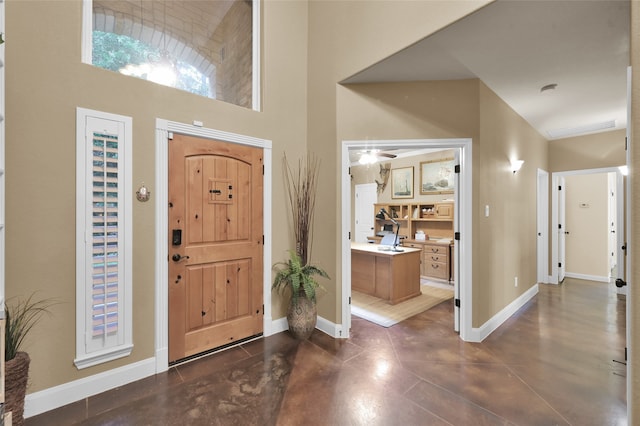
xmin=26 ymin=278 xmax=627 ymax=425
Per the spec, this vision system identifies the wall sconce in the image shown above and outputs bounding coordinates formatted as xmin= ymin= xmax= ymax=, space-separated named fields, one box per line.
xmin=511 ymin=160 xmax=524 ymax=174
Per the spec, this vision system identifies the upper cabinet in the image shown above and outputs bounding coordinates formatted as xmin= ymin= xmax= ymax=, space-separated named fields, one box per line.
xmin=373 ymin=201 xmax=454 ymax=241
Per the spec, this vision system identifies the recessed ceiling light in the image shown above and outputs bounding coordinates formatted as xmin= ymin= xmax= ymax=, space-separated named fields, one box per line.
xmin=540 ymin=83 xmax=558 ymax=93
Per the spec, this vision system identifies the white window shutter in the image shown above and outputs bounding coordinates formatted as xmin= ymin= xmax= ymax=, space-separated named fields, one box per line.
xmin=76 ymin=109 xmax=133 ymax=369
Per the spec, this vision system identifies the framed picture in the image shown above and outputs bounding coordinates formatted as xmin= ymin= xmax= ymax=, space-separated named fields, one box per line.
xmin=391 ymin=166 xmax=414 ymax=199
xmin=420 ymin=158 xmax=455 ymax=194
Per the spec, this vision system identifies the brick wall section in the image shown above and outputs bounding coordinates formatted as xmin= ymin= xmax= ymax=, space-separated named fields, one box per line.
xmin=213 ymin=1 xmax=253 ymax=108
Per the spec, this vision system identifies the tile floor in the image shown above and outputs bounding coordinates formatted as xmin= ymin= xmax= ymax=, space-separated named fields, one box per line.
xmin=26 ymin=278 xmax=626 ymax=425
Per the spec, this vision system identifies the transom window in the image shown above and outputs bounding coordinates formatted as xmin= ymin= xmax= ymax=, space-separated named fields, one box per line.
xmin=83 ymin=0 xmax=259 ymax=110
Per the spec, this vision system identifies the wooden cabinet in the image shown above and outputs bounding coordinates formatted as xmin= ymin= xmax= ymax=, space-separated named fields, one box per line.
xmin=404 ymin=240 xmax=452 ymax=281
xmin=434 ymin=202 xmax=453 ymax=219
xmin=370 ymin=201 xmax=454 ymax=281
xmin=423 ymin=242 xmax=450 ymax=280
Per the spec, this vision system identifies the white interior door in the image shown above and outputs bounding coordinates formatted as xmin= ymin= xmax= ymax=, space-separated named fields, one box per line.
xmin=608 ymin=172 xmax=618 ymax=274
xmin=453 ymin=150 xmax=461 ymax=332
xmin=354 ymin=183 xmax=377 ymax=243
xmin=558 ymin=176 xmax=566 ymax=283
xmin=537 ymin=169 xmax=549 ymax=284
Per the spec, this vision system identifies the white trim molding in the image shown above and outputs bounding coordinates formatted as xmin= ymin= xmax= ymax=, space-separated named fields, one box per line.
xmin=565 ymin=272 xmax=610 ymax=283
xmin=468 ymin=283 xmax=539 ymax=342
xmin=26 ymin=357 xmax=156 ymax=418
xmin=341 ymin=138 xmax=473 ymax=341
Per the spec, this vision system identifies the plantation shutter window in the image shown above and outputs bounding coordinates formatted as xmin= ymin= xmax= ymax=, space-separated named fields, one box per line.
xmin=91 ymin=132 xmax=120 ymax=340
xmin=76 ymin=108 xmax=133 ymax=369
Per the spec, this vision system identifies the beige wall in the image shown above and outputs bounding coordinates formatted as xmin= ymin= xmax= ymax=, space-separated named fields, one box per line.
xmin=351 ymin=152 xmax=458 ymax=203
xmin=307 ymin=0 xmax=489 ymax=324
xmin=350 ymin=150 xmax=457 ymax=240
xmin=6 ymin=0 xmax=309 ymax=392
xmin=475 ymin=81 xmax=548 ymax=325
xmin=549 ymin=129 xmax=627 ymax=172
xmin=336 ymin=77 xmax=548 ymax=328
xmin=564 ymin=174 xmax=610 ymax=278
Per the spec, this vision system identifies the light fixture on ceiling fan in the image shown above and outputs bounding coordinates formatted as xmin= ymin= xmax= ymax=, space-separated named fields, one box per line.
xmin=358 ymin=149 xmax=397 ymax=165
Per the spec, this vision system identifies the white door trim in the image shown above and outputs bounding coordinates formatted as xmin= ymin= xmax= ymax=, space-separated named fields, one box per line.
xmin=341 ymin=138 xmax=473 ymax=341
xmin=537 ymin=169 xmax=550 ymax=283
xmin=550 ymin=166 xmax=624 ymax=285
xmin=154 ymin=119 xmax=272 ymax=373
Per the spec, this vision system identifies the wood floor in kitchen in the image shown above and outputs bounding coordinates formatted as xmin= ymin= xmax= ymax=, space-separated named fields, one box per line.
xmin=26 ymin=278 xmax=626 ymax=425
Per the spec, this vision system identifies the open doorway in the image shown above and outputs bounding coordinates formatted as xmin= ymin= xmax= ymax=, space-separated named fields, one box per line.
xmin=551 ymin=167 xmax=625 ymax=286
xmin=340 ymin=138 xmax=472 ymax=341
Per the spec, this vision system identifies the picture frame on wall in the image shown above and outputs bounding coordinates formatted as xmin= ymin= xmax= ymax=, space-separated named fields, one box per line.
xmin=420 ymin=157 xmax=455 ymax=194
xmin=391 ymin=166 xmax=414 ymax=199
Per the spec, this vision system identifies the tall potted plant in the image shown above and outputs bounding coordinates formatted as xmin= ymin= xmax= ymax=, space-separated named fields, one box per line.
xmin=272 ymin=154 xmax=329 ymax=339
xmin=4 ymin=294 xmax=55 ymax=426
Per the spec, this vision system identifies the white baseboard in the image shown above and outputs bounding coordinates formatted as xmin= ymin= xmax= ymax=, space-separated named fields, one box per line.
xmin=25 ymin=357 xmax=157 ymax=418
xmin=565 ymin=272 xmax=610 ymax=283
xmin=269 ymin=314 xmax=343 ymax=339
xmin=269 ymin=316 xmax=289 ymax=335
xmin=316 ymin=315 xmax=344 ymax=338
xmin=468 ymin=284 xmax=539 ymax=342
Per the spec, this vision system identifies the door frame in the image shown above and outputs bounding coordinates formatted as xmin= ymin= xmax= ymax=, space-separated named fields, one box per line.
xmin=550 ymin=166 xmax=624 ymax=284
xmin=537 ymin=169 xmax=549 ymax=283
xmin=341 ymin=138 xmax=473 ymax=341
xmin=154 ymin=119 xmax=272 ymax=373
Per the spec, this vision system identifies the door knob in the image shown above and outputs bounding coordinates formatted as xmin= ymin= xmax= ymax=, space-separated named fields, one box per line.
xmin=172 ymin=253 xmax=190 ymax=262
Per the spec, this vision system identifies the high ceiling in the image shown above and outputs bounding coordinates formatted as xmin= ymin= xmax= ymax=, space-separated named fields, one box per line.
xmin=343 ymin=0 xmax=630 ymax=141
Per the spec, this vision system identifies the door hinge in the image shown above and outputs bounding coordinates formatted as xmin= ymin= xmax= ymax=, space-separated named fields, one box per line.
xmin=262 ymin=304 xmax=265 ymax=315
xmin=454 ymin=298 xmax=460 ymax=308
xmin=262 ymin=165 xmax=265 ymax=175
xmin=349 ymin=296 xmax=351 ymax=305
xmin=455 ymin=164 xmax=460 ymax=173
xmin=348 ymin=231 xmax=351 ymax=240
xmin=625 ymin=136 xmax=628 ymax=151
xmin=168 ymin=131 xmax=174 ymax=140
xmin=454 ymin=232 xmax=460 ymax=241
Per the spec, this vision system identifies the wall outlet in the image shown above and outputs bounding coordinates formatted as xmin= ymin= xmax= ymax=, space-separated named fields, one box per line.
xmin=514 ymin=276 xmax=518 ymax=287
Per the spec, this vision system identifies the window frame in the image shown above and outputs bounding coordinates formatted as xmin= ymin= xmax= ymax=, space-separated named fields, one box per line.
xmin=81 ymin=0 xmax=261 ymax=111
xmin=75 ymin=107 xmax=133 ymax=369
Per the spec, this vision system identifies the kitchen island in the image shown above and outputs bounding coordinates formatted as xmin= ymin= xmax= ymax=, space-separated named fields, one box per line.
xmin=351 ymin=242 xmax=422 ymax=304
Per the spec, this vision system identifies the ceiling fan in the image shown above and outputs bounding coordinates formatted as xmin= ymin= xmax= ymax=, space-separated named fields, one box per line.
xmin=357 ymin=149 xmax=397 ymax=165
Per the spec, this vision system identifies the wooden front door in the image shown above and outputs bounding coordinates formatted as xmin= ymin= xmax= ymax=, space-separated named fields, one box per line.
xmin=168 ymin=133 xmax=263 ymax=363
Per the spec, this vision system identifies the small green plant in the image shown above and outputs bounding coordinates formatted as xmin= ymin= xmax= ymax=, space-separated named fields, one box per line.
xmin=5 ymin=294 xmax=56 ymax=361
xmin=272 ymin=250 xmax=328 ymax=306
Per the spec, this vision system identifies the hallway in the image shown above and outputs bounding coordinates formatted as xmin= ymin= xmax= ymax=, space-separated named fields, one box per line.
xmin=27 ymin=278 xmax=626 ymax=425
